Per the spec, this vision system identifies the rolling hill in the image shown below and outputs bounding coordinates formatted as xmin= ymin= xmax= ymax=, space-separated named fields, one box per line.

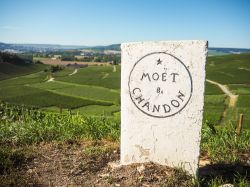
xmin=0 ymin=52 xmax=46 ymax=80
xmin=0 ymin=52 xmax=249 ymax=128
xmin=1 ymin=42 xmax=250 ymax=55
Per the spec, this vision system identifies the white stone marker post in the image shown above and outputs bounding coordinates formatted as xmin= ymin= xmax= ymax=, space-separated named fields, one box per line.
xmin=121 ymin=40 xmax=208 ymax=176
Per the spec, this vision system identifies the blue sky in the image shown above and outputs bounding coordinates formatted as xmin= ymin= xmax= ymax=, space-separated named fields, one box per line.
xmin=0 ymin=0 xmax=249 ymax=48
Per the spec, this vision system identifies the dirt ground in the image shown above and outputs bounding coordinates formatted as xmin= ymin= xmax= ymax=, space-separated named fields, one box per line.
xmin=39 ymin=58 xmax=111 ymax=66
xmin=206 ymin=79 xmax=238 ymax=107
xmin=0 ymin=141 xmax=249 ymax=187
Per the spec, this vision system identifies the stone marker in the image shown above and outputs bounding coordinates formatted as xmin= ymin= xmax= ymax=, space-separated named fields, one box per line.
xmin=121 ymin=40 xmax=208 ymax=175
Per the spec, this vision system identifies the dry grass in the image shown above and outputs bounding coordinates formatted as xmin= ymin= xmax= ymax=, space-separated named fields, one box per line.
xmin=39 ymin=58 xmax=112 ymax=66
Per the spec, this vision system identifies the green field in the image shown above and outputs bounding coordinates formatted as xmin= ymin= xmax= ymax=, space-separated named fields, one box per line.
xmin=0 ymin=53 xmax=250 ymax=186
xmin=0 ymin=53 xmax=250 ymax=128
xmin=0 ymin=52 xmax=46 ymax=81
xmin=206 ymin=53 xmax=250 ymax=84
xmin=30 ymin=81 xmax=119 ymax=103
xmin=0 ymin=63 xmax=121 ymax=117
xmin=57 ymin=66 xmax=121 ymax=89
xmin=204 ymin=95 xmax=226 ymax=125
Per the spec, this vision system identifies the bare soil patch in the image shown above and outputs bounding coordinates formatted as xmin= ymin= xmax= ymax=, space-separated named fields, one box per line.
xmin=40 ymin=59 xmax=111 ymax=66
xmin=0 ymin=141 xmax=192 ymax=186
xmin=69 ymin=69 xmax=78 ymax=76
xmin=0 ymin=141 xmax=249 ymax=187
xmin=47 ymin=77 xmax=55 ymax=82
xmin=206 ymin=79 xmax=238 ymax=107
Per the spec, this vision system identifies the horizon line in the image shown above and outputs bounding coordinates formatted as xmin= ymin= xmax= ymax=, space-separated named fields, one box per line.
xmin=1 ymin=41 xmax=250 ymax=50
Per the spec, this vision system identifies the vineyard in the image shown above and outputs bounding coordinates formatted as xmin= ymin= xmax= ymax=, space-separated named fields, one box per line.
xmin=0 ymin=102 xmax=249 ymax=186
xmin=0 ymin=53 xmax=249 ymax=186
xmin=0 ymin=66 xmax=121 ymax=116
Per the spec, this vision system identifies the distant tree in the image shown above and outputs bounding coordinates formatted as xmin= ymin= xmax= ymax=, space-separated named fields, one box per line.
xmin=93 ymin=56 xmax=102 ymax=62
xmin=0 ymin=52 xmax=33 ymax=65
xmin=61 ymin=55 xmax=75 ymax=61
xmin=50 ymin=65 xmax=64 ymax=73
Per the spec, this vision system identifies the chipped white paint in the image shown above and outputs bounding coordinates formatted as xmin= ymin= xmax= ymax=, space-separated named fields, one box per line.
xmin=121 ymin=40 xmax=208 ymax=176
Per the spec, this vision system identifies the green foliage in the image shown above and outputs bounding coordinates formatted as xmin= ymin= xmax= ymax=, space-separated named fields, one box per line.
xmin=205 ymin=82 xmax=224 ymax=95
xmin=236 ymin=96 xmax=250 ymax=129
xmin=3 ymin=91 xmax=111 ymax=108
xmin=73 ymin=105 xmax=120 ymax=116
xmin=203 ymin=95 xmax=226 ymax=125
xmin=0 ymin=65 xmax=120 ymax=116
xmin=236 ymin=108 xmax=250 ymax=130
xmin=0 ymin=52 xmax=46 ymax=80
xmin=83 ymin=116 xmax=120 ymax=141
xmin=0 ymin=62 xmax=45 ymax=80
xmin=0 ymin=103 xmax=120 ymax=145
xmin=205 ymin=95 xmax=226 ymax=105
xmin=61 ymin=55 xmax=75 ymax=61
xmin=221 ymin=95 xmax=250 ymax=130
xmin=74 ymin=54 xmax=120 ymax=63
xmin=30 ymin=81 xmax=72 ymax=90
xmin=229 ymin=84 xmax=250 ymax=95
xmin=57 ymin=66 xmax=121 ymax=89
xmin=53 ymin=67 xmax=76 ymax=77
xmin=206 ymin=53 xmax=250 ymax=84
xmin=0 ymin=71 xmax=47 ymax=87
xmin=0 ymin=52 xmax=32 ymax=65
xmin=201 ymin=121 xmax=250 ymax=163
xmin=1 ymin=53 xmax=250 ymax=186
xmin=30 ymin=81 xmax=120 ymax=103
xmin=0 ymin=72 xmax=114 ymax=110
xmin=0 ymin=86 xmax=43 ymax=99
xmin=50 ymin=65 xmax=64 ymax=73
xmin=237 ymin=95 xmax=250 ymax=108
xmin=1 ymin=53 xmax=250 ymax=120
xmin=223 ymin=107 xmax=250 ymax=130
xmin=205 ymin=175 xmax=249 ymax=187
xmin=236 ymin=177 xmax=250 ymax=187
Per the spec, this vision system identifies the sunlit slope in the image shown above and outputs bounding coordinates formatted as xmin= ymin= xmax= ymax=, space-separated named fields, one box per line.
xmin=0 ymin=53 xmax=249 ymax=123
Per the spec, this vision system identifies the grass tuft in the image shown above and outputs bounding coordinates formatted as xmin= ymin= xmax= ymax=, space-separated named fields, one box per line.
xmin=201 ymin=121 xmax=250 ymax=163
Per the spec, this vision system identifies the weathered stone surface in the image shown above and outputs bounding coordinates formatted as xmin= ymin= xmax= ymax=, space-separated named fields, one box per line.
xmin=120 ymin=40 xmax=208 ymax=175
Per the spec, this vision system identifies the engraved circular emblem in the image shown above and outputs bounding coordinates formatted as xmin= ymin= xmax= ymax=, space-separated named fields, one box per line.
xmin=129 ymin=52 xmax=193 ymax=118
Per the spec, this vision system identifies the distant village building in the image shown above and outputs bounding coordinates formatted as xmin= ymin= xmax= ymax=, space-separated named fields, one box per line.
xmin=51 ymin=55 xmax=61 ymax=60
xmin=74 ymin=55 xmax=85 ymax=61
xmin=104 ymin=50 xmax=121 ymax=55
xmin=79 ymin=49 xmax=95 ymax=56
